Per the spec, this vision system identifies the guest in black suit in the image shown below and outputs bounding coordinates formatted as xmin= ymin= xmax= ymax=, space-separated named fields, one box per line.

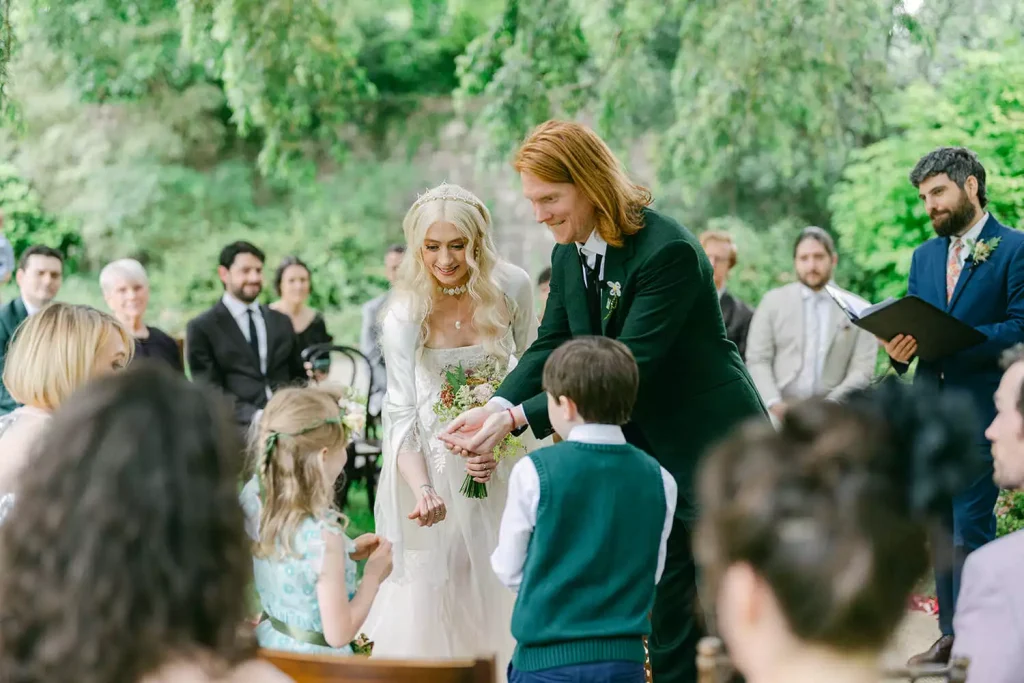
xmin=700 ymin=230 xmax=754 ymax=359
xmin=186 ymin=241 xmax=306 ymax=428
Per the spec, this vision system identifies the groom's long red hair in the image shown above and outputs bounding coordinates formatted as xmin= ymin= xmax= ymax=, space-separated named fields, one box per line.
xmin=513 ymin=120 xmax=652 ymax=248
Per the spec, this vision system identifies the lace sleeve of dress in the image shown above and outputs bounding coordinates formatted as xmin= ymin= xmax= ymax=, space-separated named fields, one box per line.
xmin=399 ymin=425 xmax=421 ymax=453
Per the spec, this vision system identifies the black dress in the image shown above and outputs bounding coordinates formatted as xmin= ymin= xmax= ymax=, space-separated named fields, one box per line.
xmin=294 ymin=314 xmax=333 ymax=356
xmin=131 ymin=326 xmax=184 ymax=372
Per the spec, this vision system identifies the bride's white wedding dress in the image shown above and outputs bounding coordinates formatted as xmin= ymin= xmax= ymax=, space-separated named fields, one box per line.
xmin=363 ymin=261 xmax=538 ymax=673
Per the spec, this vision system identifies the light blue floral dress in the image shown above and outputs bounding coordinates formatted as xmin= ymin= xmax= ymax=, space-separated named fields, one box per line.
xmin=240 ymin=477 xmax=358 ymax=656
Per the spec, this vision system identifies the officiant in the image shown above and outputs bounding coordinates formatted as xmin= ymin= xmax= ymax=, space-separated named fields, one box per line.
xmin=440 ymin=120 xmax=767 ymax=683
xmin=882 ymin=147 xmax=1024 ymax=667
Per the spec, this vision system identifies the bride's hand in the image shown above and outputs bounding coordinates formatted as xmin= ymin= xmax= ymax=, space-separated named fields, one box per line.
xmin=408 ymin=485 xmax=447 ymax=527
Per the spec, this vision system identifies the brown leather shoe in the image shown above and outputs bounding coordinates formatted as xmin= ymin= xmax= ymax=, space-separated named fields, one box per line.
xmin=907 ymin=635 xmax=954 ymax=666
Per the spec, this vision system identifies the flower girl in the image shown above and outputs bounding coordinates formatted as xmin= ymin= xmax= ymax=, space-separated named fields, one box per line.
xmin=240 ymin=385 xmax=392 ymax=655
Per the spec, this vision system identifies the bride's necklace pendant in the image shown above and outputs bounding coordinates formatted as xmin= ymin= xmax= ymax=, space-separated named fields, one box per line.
xmin=439 ymin=284 xmax=468 ymax=296
xmin=455 ymin=320 xmax=462 ymax=330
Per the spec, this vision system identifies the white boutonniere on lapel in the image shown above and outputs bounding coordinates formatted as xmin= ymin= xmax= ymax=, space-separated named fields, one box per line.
xmin=604 ymin=281 xmax=622 ymax=320
xmin=967 ymin=236 xmax=1001 ymax=266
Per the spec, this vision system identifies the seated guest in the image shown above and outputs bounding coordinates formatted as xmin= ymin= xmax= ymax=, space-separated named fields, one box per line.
xmin=951 ymin=344 xmax=1024 ymax=682
xmin=0 ymin=364 xmax=291 ymax=683
xmin=746 ymin=227 xmax=877 ymax=422
xmin=361 ymin=244 xmax=404 ymax=415
xmin=491 ymin=337 xmax=676 ymax=683
xmin=241 ymin=385 xmax=391 ymax=654
xmin=696 ymin=379 xmax=977 ymax=683
xmin=699 ymin=230 xmax=753 ymax=359
xmin=270 ymin=256 xmax=332 ymax=354
xmin=270 ymin=256 xmax=332 ymax=380
xmin=0 ymin=245 xmax=64 ymax=414
xmin=0 ymin=210 xmax=14 ymax=288
xmin=536 ymin=266 xmax=551 ymax=322
xmin=0 ymin=303 xmax=132 ymax=516
xmin=100 ymin=258 xmax=183 ymax=371
xmin=186 ymin=241 xmax=306 ymax=429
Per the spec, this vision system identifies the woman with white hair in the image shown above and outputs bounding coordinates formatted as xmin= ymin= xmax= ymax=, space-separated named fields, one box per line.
xmin=361 ymin=183 xmax=536 ymax=671
xmin=100 ymin=259 xmax=182 ymax=371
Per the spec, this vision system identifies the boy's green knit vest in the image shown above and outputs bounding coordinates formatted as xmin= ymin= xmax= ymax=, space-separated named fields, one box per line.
xmin=511 ymin=440 xmax=667 ymax=672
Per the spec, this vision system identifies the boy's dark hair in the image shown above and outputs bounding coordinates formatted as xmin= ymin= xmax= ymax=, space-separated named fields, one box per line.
xmin=542 ymin=336 xmax=638 ymax=425
xmin=219 ymin=241 xmax=265 ymax=270
xmin=910 ymin=146 xmax=988 ymax=208
xmin=537 ymin=266 xmax=551 ymax=286
xmin=17 ymin=245 xmax=64 ymax=271
xmin=793 ymin=226 xmax=836 ymax=258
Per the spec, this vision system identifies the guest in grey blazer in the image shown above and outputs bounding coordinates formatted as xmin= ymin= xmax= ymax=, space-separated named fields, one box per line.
xmin=361 ymin=244 xmax=405 ymax=414
xmin=951 ymin=344 xmax=1024 ymax=682
xmin=745 ymin=227 xmax=878 ymax=421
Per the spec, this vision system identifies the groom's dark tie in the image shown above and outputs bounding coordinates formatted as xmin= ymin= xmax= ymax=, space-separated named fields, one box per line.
xmin=579 ymin=249 xmax=603 ymax=334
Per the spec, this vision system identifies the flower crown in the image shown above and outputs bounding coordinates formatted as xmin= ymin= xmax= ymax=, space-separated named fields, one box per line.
xmin=257 ymin=388 xmax=367 ymax=501
xmin=411 ymin=182 xmax=487 ymax=216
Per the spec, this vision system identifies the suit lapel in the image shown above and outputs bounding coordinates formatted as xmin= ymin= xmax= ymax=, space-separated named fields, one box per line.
xmin=948 ymin=216 xmax=997 ymax=312
xmin=933 ymin=238 xmax=950 ymax=309
xmin=600 ymin=239 xmax=635 ymax=335
xmin=561 ymin=247 xmax=592 ymax=334
xmin=215 ymin=301 xmax=260 ymax=369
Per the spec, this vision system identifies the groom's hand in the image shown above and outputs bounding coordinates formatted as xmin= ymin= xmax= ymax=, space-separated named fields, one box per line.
xmin=439 ymin=405 xmax=499 ymax=455
xmin=441 ymin=409 xmax=515 ymax=456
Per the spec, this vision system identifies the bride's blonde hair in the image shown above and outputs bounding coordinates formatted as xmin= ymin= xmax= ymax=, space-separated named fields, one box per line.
xmin=391 ymin=183 xmax=511 ymax=358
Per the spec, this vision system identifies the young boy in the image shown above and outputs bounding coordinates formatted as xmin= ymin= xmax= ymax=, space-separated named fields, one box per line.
xmin=491 ymin=336 xmax=677 ymax=683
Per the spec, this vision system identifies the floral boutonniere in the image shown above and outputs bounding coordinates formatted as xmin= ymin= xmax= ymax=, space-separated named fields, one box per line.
xmin=968 ymin=237 xmax=1002 ymax=266
xmin=604 ymin=281 xmax=622 ymax=320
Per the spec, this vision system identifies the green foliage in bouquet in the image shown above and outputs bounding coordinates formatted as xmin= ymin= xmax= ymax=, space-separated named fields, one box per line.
xmin=432 ymin=361 xmax=524 ymax=498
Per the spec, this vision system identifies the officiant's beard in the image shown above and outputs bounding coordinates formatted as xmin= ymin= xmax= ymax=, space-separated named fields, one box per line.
xmin=931 ymin=193 xmax=977 ymax=238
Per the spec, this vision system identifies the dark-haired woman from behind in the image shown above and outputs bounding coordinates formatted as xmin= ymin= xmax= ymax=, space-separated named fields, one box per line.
xmin=696 ymin=378 xmax=980 ymax=683
xmin=0 ymin=362 xmax=291 ymax=683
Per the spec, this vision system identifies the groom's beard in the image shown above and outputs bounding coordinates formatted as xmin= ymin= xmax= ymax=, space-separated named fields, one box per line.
xmin=931 ymin=193 xmax=977 ymax=238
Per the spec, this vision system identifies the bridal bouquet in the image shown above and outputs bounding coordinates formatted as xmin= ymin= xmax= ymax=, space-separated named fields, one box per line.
xmin=432 ymin=360 xmax=525 ymax=498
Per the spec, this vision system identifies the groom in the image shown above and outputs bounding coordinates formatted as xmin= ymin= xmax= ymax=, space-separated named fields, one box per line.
xmin=440 ymin=120 xmax=767 ymax=683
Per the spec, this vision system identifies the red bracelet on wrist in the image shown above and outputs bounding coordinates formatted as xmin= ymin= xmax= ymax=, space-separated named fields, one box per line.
xmin=506 ymin=408 xmax=516 ymax=430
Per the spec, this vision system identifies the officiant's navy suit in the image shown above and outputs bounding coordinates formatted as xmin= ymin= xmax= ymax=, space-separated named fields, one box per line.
xmin=894 ymin=214 xmax=1024 ymax=636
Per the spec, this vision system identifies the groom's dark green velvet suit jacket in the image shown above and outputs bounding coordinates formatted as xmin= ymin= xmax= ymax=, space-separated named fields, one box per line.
xmin=496 ymin=208 xmax=767 ymax=520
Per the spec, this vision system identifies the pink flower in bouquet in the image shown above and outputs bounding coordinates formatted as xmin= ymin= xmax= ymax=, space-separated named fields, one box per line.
xmin=472 ymin=383 xmax=495 ymax=403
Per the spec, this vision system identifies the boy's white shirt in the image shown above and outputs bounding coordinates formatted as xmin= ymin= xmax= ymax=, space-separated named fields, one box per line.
xmin=489 ymin=423 xmax=677 ymax=593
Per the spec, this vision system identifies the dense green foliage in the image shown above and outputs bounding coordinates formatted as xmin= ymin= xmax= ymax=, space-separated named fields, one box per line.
xmin=0 ymin=0 xmax=1021 ymax=337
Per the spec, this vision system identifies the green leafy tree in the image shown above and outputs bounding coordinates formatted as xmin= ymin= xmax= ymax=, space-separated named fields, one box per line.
xmin=0 ymin=161 xmax=83 ymax=270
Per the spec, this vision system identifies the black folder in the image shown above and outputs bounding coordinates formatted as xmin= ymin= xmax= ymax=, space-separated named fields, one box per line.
xmin=824 ymin=285 xmax=986 ymax=362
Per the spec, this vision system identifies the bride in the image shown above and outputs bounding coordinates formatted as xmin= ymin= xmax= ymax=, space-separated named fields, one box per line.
xmin=363 ymin=183 xmax=537 ymax=670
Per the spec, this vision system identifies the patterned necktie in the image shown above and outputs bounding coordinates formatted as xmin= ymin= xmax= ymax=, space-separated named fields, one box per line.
xmin=947 ymin=238 xmax=964 ymax=303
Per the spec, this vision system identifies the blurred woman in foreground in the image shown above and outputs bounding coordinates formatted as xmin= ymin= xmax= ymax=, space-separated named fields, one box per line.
xmin=697 ymin=379 xmax=978 ymax=683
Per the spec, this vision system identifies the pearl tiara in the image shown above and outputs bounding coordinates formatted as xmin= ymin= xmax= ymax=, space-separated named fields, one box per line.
xmin=411 ymin=182 xmax=487 ymax=215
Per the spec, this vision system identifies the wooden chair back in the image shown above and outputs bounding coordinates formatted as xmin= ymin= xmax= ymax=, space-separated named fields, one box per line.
xmin=259 ymin=650 xmax=494 ymax=683
xmin=696 ymin=637 xmax=970 ymax=682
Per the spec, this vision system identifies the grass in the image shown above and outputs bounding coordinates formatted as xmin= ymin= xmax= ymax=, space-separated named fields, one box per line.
xmin=342 ymin=482 xmax=376 ymax=538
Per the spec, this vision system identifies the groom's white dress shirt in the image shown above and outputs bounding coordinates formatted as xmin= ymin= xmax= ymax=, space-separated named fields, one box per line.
xmin=490 ymin=423 xmax=677 ymax=593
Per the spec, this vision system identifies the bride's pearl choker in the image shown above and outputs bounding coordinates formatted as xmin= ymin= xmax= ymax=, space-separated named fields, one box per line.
xmin=439 ymin=284 xmax=468 ymax=296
